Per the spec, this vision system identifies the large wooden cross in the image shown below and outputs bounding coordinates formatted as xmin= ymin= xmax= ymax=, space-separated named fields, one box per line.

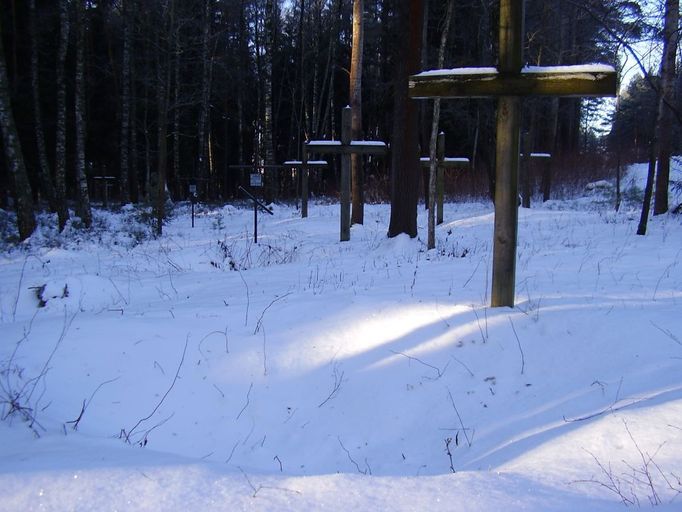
xmin=305 ymin=106 xmax=387 ymax=241
xmin=409 ymin=0 xmax=616 ymax=307
xmin=420 ymin=132 xmax=470 ymax=225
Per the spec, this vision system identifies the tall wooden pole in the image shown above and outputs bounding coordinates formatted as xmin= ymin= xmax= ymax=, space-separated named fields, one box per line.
xmin=491 ymin=0 xmax=523 ymax=307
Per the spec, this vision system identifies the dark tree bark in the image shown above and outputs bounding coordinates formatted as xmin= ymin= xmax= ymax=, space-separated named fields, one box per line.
xmin=75 ymin=0 xmax=92 ymax=227
xmin=155 ymin=0 xmax=174 ymax=236
xmin=29 ymin=0 xmax=57 ymax=212
xmin=55 ymin=0 xmax=70 ymax=231
xmin=196 ymin=0 xmax=213 ymax=193
xmin=0 ymin=16 xmax=36 ymax=240
xmin=388 ymin=0 xmax=424 ymax=238
xmin=653 ymin=0 xmax=679 ymax=215
xmin=263 ymin=0 xmax=276 ymax=166
xmin=120 ymin=0 xmax=132 ymax=204
xmin=350 ymin=0 xmax=364 ymax=225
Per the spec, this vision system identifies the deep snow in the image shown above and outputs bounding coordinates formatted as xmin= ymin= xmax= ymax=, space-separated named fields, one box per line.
xmin=1 ymin=163 xmax=681 ymax=511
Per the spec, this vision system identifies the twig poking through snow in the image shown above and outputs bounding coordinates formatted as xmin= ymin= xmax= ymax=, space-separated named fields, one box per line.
xmin=650 ymin=321 xmax=681 ymax=346
xmin=390 ymin=350 xmax=446 ymax=380
xmin=236 ymin=382 xmax=253 ymax=420
xmin=318 ymin=363 xmax=344 ymax=407
xmin=338 ymin=436 xmax=368 ymax=475
xmin=447 ymin=388 xmax=473 ymax=447
xmin=66 ymin=376 xmax=121 ymax=430
xmin=472 ymin=307 xmax=488 ymax=343
xmin=254 ymin=293 xmax=291 ymax=335
xmin=450 ymin=356 xmax=475 ymax=377
xmin=123 ymin=334 xmax=189 ymax=444
xmin=508 ymin=317 xmax=525 ymax=375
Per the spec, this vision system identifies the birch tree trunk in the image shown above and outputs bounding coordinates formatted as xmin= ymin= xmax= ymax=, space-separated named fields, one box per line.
xmin=0 ymin=16 xmax=35 ymax=240
xmin=75 ymin=0 xmax=92 ymax=227
xmin=427 ymin=0 xmax=453 ymax=250
xmin=350 ymin=0 xmax=364 ymax=225
xmin=29 ymin=0 xmax=57 ymax=212
xmin=55 ymin=0 xmax=70 ymax=231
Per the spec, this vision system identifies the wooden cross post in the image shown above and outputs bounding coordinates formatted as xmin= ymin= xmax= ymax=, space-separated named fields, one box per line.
xmin=283 ymin=155 xmax=328 ymax=218
xmin=305 ymin=106 xmax=387 ymax=241
xmin=420 ymin=132 xmax=470 ymax=225
xmin=409 ymin=0 xmax=616 ymax=307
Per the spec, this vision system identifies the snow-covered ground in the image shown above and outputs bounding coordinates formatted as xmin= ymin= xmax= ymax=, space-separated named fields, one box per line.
xmin=1 ymin=163 xmax=681 ymax=511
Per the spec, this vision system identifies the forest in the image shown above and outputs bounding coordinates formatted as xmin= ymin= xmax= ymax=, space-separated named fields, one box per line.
xmin=0 ymin=0 xmax=679 ymax=241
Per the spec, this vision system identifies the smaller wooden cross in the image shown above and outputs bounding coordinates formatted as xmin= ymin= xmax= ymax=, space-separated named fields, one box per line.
xmin=409 ymin=0 xmax=616 ymax=307
xmin=420 ymin=132 xmax=470 ymax=225
xmin=519 ymin=133 xmax=552 ymax=208
xmin=305 ymin=106 xmax=387 ymax=241
xmin=283 ymin=157 xmax=328 ymax=218
xmin=91 ymin=176 xmax=117 ymax=206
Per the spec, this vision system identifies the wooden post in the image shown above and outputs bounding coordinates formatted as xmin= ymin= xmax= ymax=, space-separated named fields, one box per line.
xmin=301 ymin=143 xmax=309 ymax=218
xmin=340 ymin=106 xmax=352 ymax=242
xmin=436 ymin=131 xmax=445 ymax=225
xmin=520 ymin=132 xmax=531 ymax=209
xmin=491 ymin=0 xmax=523 ymax=307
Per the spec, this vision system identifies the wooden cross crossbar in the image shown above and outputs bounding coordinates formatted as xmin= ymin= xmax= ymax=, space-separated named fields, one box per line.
xmin=283 ymin=160 xmax=329 ymax=218
xmin=409 ymin=65 xmax=617 ymax=99
xmin=408 ymin=0 xmax=617 ymax=307
xmin=419 ymin=132 xmax=470 ymax=225
xmin=304 ymin=106 xmax=387 ymax=241
xmin=227 ymin=164 xmax=285 ymax=170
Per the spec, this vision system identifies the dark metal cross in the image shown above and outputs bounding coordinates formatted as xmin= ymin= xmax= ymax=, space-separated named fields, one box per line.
xmin=409 ymin=0 xmax=616 ymax=307
xmin=305 ymin=106 xmax=387 ymax=241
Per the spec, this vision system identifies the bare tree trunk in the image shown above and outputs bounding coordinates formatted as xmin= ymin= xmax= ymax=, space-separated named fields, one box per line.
xmin=75 ymin=0 xmax=91 ymax=227
xmin=155 ymin=0 xmax=173 ymax=236
xmin=263 ymin=0 xmax=276 ymax=166
xmin=637 ymin=131 xmax=659 ymax=235
xmin=420 ymin=0 xmax=430 ymax=209
xmin=0 ymin=16 xmax=36 ymax=240
xmin=173 ymin=24 xmax=180 ymax=196
xmin=130 ymin=54 xmax=139 ymax=203
xmin=653 ymin=0 xmax=679 ymax=215
xmin=29 ymin=0 xmax=57 ymax=212
xmin=388 ymin=0 xmax=424 ymax=238
xmin=196 ymin=0 xmax=213 ymax=195
xmin=427 ymin=0 xmax=454 ymax=250
xmin=55 ymin=0 xmax=70 ymax=231
xmin=311 ymin=1 xmax=321 ymax=136
xmin=321 ymin=0 xmax=341 ymax=139
xmin=297 ymin=0 xmax=306 ymax=143
xmin=120 ymin=0 xmax=132 ymax=204
xmin=350 ymin=0 xmax=364 ymax=225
